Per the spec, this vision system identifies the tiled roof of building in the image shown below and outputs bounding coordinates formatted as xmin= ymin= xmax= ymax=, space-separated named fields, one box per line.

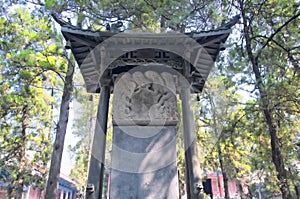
xmin=53 ymin=14 xmax=239 ymax=93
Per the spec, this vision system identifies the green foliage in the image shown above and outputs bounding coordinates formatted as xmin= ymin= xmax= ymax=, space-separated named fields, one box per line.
xmin=0 ymin=5 xmax=67 ymax=197
xmin=215 ymin=0 xmax=300 ymax=197
xmin=0 ymin=0 xmax=299 ymax=198
xmin=44 ymin=0 xmax=228 ymax=32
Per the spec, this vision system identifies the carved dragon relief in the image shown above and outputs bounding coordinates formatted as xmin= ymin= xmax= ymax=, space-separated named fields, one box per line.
xmin=113 ymin=71 xmax=178 ymax=126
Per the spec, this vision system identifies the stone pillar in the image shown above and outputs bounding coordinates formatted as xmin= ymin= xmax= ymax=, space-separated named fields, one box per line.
xmin=181 ymin=62 xmax=203 ymax=199
xmin=110 ymin=70 xmax=179 ymax=199
xmin=86 ymin=86 xmax=110 ymax=199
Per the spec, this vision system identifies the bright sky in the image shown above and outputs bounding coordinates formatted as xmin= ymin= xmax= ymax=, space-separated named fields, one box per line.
xmin=60 ymin=101 xmax=77 ymax=175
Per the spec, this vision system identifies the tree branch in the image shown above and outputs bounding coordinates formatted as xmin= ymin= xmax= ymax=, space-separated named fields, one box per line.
xmin=258 ymin=11 xmax=300 ymax=57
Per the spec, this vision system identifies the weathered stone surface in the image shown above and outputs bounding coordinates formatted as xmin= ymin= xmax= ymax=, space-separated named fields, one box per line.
xmin=110 ymin=126 xmax=179 ymax=199
xmin=113 ymin=70 xmax=178 ymax=126
xmin=110 ymin=69 xmax=179 ymax=199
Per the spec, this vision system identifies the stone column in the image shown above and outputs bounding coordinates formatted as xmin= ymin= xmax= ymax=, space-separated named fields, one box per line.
xmin=181 ymin=61 xmax=203 ymax=199
xmin=86 ymin=86 xmax=110 ymax=199
xmin=110 ymin=70 xmax=179 ymax=199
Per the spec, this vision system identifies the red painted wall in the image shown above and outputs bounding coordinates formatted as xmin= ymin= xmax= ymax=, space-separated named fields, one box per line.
xmin=204 ymin=173 xmax=240 ymax=198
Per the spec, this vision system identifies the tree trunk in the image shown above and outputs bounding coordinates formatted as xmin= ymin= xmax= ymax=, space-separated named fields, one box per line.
xmin=38 ymin=189 xmax=43 ymax=199
xmin=7 ymin=186 xmax=12 ymax=198
xmin=217 ymin=144 xmax=229 ymax=199
xmin=45 ymin=59 xmax=74 ymax=199
xmin=237 ymin=182 xmax=244 ymax=199
xmin=15 ymin=104 xmax=28 ymax=199
xmin=247 ymin=185 xmax=253 ymax=198
xmin=295 ymin=185 xmax=300 ymax=199
xmin=237 ymin=181 xmax=249 ymax=199
xmin=16 ymin=187 xmax=23 ymax=199
xmin=239 ymin=1 xmax=292 ymax=198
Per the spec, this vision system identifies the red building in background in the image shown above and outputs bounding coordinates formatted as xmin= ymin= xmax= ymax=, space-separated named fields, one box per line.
xmin=203 ymin=173 xmax=241 ymax=199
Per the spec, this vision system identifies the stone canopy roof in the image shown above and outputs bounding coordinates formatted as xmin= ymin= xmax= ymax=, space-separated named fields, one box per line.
xmin=53 ymin=14 xmax=239 ymax=93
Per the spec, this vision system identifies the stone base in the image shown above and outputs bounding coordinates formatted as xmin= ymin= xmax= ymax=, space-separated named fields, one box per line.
xmin=109 ymin=126 xmax=179 ymax=199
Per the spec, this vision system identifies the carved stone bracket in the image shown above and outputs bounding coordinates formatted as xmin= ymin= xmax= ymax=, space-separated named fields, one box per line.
xmin=113 ymin=70 xmax=178 ymax=126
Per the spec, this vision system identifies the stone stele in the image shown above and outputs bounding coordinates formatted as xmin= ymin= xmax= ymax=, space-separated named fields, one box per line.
xmin=110 ymin=69 xmax=179 ymax=199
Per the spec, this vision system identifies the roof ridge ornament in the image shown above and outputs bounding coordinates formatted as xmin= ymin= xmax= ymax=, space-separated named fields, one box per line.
xmin=106 ymin=22 xmax=124 ymax=33
xmin=219 ymin=14 xmax=240 ymax=29
xmin=51 ymin=12 xmax=77 ymax=29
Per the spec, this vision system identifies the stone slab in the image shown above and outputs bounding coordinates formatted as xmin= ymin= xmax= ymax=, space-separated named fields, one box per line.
xmin=109 ymin=126 xmax=179 ymax=199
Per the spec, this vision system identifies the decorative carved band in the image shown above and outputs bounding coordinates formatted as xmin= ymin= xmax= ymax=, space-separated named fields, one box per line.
xmin=113 ymin=70 xmax=178 ymax=126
